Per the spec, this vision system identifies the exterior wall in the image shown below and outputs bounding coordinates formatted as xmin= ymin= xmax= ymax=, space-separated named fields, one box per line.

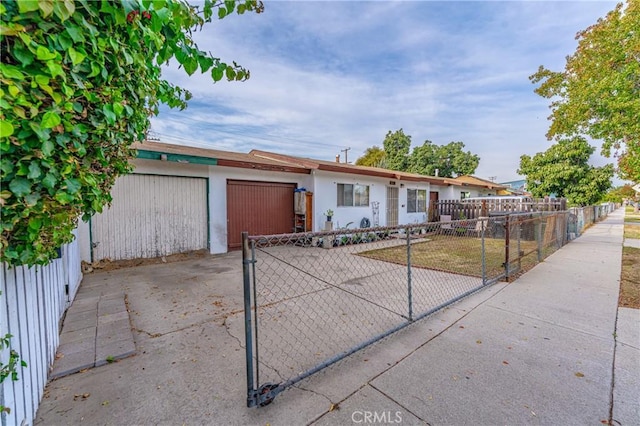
xmin=208 ymin=166 xmax=312 ymax=253
xmin=398 ymin=182 xmax=430 ymax=225
xmin=433 ymin=185 xmax=457 ymax=200
xmin=75 ymin=158 xmax=500 ymax=260
xmin=77 ymin=160 xmax=312 ymax=257
xmin=449 ymin=187 xmax=497 ymax=200
xmin=129 ymin=158 xmax=210 ymax=178
xmin=312 ymin=171 xmax=389 ymax=230
xmin=1 ymin=237 xmax=82 ymax=426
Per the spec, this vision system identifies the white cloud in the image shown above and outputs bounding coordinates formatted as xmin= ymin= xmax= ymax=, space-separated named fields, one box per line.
xmin=151 ymin=0 xmax=622 ymax=184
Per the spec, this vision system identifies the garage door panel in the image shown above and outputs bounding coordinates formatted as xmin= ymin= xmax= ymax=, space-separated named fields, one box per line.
xmin=91 ymin=174 xmax=208 ymax=261
xmin=227 ymin=180 xmax=295 ymax=250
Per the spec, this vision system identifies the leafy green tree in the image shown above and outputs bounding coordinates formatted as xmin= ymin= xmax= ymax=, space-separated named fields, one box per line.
xmin=359 ymin=130 xmax=480 ymax=177
xmin=355 ymin=146 xmax=386 ymax=168
xmin=530 ymin=0 xmax=639 ymax=182
xmin=602 ymin=184 xmax=638 ymax=203
xmin=0 ymin=0 xmax=263 ymax=266
xmin=382 ymin=129 xmax=411 ymax=171
xmin=518 ymin=137 xmax=614 ymax=206
xmin=409 ymin=140 xmax=479 ymax=177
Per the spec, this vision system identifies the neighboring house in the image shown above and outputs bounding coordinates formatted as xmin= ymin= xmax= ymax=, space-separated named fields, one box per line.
xmin=498 ymin=179 xmax=529 ymax=196
xmin=78 ymin=142 xmax=503 ymax=262
xmin=448 ymin=175 xmax=506 ymax=199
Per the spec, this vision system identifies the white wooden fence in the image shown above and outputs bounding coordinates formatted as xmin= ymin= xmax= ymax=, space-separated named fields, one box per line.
xmin=1 ymin=231 xmax=82 ymax=426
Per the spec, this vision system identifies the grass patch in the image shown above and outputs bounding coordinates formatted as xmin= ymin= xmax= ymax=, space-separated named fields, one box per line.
xmin=620 ymin=247 xmax=640 ymax=309
xmin=624 ymin=206 xmax=640 ymax=223
xmin=358 ymin=235 xmax=542 ymax=279
xmin=624 ymin=225 xmax=640 ymax=240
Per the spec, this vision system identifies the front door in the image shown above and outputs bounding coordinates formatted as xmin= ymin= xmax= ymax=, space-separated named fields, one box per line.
xmin=386 ymin=187 xmax=399 ymax=226
xmin=429 ymin=191 xmax=439 ymax=221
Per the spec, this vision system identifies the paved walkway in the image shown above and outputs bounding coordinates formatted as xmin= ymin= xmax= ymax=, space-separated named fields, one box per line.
xmin=51 ymin=290 xmax=135 ymax=378
xmin=36 ymin=209 xmax=638 ymax=425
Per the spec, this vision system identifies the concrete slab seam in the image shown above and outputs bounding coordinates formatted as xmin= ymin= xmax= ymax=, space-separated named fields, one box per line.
xmin=307 ymin=382 xmax=371 ymax=425
xmin=368 ymin=382 xmax=428 ymax=424
xmin=608 ymin=305 xmax=621 ymax=424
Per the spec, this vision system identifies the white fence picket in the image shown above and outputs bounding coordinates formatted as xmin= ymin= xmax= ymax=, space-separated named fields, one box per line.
xmin=1 ymin=234 xmax=81 ymax=426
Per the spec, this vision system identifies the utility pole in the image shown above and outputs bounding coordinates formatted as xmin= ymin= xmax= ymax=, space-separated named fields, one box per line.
xmin=488 ymin=176 xmax=497 ymax=182
xmin=341 ymin=147 xmax=351 ymax=163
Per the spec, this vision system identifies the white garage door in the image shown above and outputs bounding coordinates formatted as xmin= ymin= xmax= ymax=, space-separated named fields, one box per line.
xmin=91 ymin=174 xmax=208 ymax=261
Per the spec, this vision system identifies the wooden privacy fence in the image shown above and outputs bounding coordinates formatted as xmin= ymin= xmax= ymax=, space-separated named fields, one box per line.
xmin=430 ymin=198 xmax=567 ymax=221
xmin=1 ymin=232 xmax=82 ymax=426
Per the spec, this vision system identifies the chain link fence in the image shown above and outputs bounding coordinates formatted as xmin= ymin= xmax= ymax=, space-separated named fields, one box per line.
xmin=242 ymin=211 xmax=575 ymax=407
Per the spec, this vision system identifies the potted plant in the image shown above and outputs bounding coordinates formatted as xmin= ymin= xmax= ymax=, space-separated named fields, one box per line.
xmin=325 ymin=209 xmax=334 ymax=221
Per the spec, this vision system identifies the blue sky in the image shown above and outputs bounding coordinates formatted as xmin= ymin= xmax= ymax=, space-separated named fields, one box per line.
xmin=149 ymin=0 xmax=620 ymax=183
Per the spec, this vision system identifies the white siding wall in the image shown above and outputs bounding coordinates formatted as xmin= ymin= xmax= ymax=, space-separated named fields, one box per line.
xmin=1 ymin=237 xmax=82 ymax=426
xmin=90 ymin=174 xmax=208 ymax=261
xmin=208 ymin=166 xmax=312 ymax=253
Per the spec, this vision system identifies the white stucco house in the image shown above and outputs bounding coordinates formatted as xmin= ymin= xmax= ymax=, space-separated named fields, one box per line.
xmin=77 ymin=141 xmax=502 ymax=262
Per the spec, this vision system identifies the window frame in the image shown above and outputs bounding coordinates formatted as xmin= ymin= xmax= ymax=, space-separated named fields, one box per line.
xmin=407 ymin=188 xmax=427 ymax=213
xmin=337 ymin=183 xmax=370 ymax=207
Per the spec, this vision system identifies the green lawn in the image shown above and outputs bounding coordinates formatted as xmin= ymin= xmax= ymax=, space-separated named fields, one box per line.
xmin=624 ymin=225 xmax=640 ymax=240
xmin=624 ymin=206 xmax=640 ymax=223
xmin=358 ymin=235 xmax=545 ymax=279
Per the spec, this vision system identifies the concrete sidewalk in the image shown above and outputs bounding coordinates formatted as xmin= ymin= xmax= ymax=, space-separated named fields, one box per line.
xmin=35 ymin=209 xmax=637 ymax=425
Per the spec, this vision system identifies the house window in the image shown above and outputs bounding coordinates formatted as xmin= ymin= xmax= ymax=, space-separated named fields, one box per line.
xmin=337 ymin=184 xmax=369 ymax=207
xmin=460 ymin=191 xmax=471 ymax=200
xmin=407 ymin=189 xmax=427 ymax=213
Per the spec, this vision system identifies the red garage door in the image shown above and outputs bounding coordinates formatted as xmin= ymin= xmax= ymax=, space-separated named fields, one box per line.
xmin=227 ymin=180 xmax=296 ymax=250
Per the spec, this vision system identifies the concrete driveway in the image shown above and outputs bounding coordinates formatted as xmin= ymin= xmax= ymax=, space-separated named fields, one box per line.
xmin=35 ymin=245 xmax=489 ymax=425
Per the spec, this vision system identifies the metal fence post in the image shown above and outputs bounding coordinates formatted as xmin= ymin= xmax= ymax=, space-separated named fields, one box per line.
xmin=517 ymin=216 xmax=522 ymax=273
xmin=406 ymin=226 xmax=413 ymax=321
xmin=504 ymin=214 xmax=510 ymax=282
xmin=536 ymin=213 xmax=543 ymax=262
xmin=242 ymin=232 xmax=257 ymax=407
xmin=481 ymin=218 xmax=486 ymax=285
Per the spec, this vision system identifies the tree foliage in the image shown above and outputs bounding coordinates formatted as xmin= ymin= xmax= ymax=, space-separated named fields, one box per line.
xmin=0 ymin=0 xmax=263 ymax=266
xmin=382 ymin=129 xmax=411 ymax=171
xmin=355 ymin=145 xmax=386 ymax=168
xmin=518 ymin=137 xmax=614 ymax=206
xmin=356 ymin=129 xmax=480 ymax=178
xmin=602 ymin=184 xmax=638 ymax=203
xmin=408 ymin=140 xmax=479 ymax=177
xmin=530 ymin=0 xmax=639 ymax=182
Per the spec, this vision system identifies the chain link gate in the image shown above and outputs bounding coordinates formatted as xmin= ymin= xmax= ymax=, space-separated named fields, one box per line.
xmin=242 ymin=213 xmax=570 ymax=407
